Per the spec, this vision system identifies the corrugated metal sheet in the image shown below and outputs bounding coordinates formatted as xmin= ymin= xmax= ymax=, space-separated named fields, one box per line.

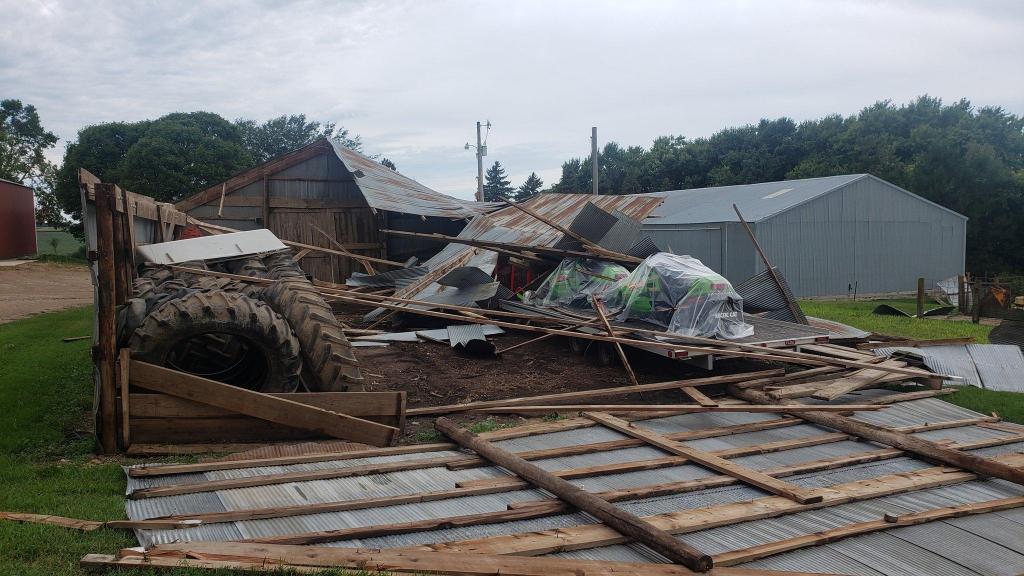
xmin=331 ymin=142 xmax=500 ymax=218
xmin=734 ymin=268 xmax=808 ymax=324
xmin=873 ymin=344 xmax=1024 ymax=392
xmin=123 ymin=394 xmax=1024 ymax=576
xmin=806 ymin=315 xmax=872 ymax=340
xmin=446 ymin=324 xmax=487 ymax=347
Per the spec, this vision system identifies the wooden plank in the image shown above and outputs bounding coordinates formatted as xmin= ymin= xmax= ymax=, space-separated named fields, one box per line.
xmin=433 ymin=417 xmax=713 ymax=572
xmin=85 ymin=544 xmax=829 ymax=576
xmin=128 ymin=391 xmax=403 ymax=421
xmin=129 ymin=443 xmax=455 ymax=477
xmin=406 ymin=369 xmax=783 ymax=416
xmin=585 ymin=412 xmax=825 ymax=504
xmin=681 ymin=386 xmax=718 ymax=407
xmin=856 ymin=337 xmax=976 ymax=350
xmin=94 ymin=183 xmax=119 ymax=455
xmin=1 ymin=512 xmax=103 ymax=531
xmin=798 ymin=344 xmax=874 ymax=361
xmin=768 ymin=370 xmax=907 ymax=400
xmin=404 ymin=452 xmax=1024 ymax=558
xmin=811 ymin=360 xmax=908 ymax=400
xmin=730 ymin=367 xmax=847 ymax=389
xmin=730 ymin=386 xmax=1024 ymax=487
xmin=864 ymin=389 xmax=956 ymax=405
xmin=713 ymin=496 xmax=1024 ymax=566
xmin=467 ymin=404 xmax=884 ymax=415
xmin=128 ymin=456 xmax=463 ymax=499
xmin=592 ymin=297 xmax=640 ymax=388
xmin=127 ymin=417 xmax=331 ymax=444
xmin=118 ymin=350 xmax=131 ymax=449
xmin=128 ymin=361 xmax=398 ymax=447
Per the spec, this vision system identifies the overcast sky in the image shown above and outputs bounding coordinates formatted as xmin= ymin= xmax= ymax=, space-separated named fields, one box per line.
xmin=3 ymin=0 xmax=1022 ymax=199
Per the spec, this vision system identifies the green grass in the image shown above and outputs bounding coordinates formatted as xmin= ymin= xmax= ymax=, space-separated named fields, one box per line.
xmin=468 ymin=418 xmax=512 ymax=434
xmin=801 ymin=298 xmax=991 ymax=342
xmin=0 ymin=307 xmax=324 ymax=575
xmin=802 ymin=298 xmax=1022 ymax=423
xmin=34 ymin=228 xmax=84 ymax=258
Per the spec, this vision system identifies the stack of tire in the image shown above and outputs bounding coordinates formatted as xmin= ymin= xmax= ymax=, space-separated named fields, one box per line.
xmin=122 ymin=250 xmax=363 ymax=393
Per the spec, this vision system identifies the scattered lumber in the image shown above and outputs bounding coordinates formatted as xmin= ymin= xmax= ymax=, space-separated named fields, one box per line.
xmin=320 ymin=287 xmax=953 ymax=381
xmin=592 ymin=296 xmax=640 ymax=387
xmin=404 ymin=452 xmax=1024 ymax=558
xmin=681 ymin=386 xmax=718 ymax=407
xmin=768 ymin=370 xmax=906 ymax=400
xmin=128 ymin=361 xmax=399 ymax=447
xmin=502 ymin=200 xmax=643 ymax=263
xmin=0 ymin=511 xmax=199 ymax=532
xmin=863 ymin=388 xmax=956 ymax=405
xmin=729 ymin=385 xmax=1024 ymax=487
xmin=434 ymin=417 xmax=714 ymax=572
xmin=466 ymin=403 xmax=885 ymax=415
xmin=856 ymin=336 xmax=976 ymax=350
xmin=407 ymin=369 xmax=783 ymax=416
xmin=713 ymin=495 xmax=1024 ymax=566
xmin=585 ymin=412 xmax=825 ymax=504
xmin=810 ymin=360 xmax=908 ymax=400
xmin=83 ymin=542 xmax=824 ymax=576
xmin=144 ymin=421 xmax=1006 ymax=527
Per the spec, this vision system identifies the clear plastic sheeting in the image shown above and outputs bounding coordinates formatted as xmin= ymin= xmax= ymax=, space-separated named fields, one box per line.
xmin=604 ymin=253 xmax=753 ymax=339
xmin=530 ymin=258 xmax=629 ymax=309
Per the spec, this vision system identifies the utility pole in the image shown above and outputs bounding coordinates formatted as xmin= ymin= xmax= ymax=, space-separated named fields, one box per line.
xmin=591 ymin=126 xmax=599 ymax=195
xmin=466 ymin=121 xmax=489 ymax=202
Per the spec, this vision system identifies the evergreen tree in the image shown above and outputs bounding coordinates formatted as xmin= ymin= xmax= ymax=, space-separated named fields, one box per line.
xmin=483 ymin=161 xmax=514 ymax=201
xmin=515 ymin=172 xmax=544 ymax=201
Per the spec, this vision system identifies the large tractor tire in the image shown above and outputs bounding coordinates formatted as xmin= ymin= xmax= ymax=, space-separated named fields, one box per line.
xmin=260 ymin=251 xmax=364 ymax=392
xmin=129 ymin=290 xmax=302 ymax=392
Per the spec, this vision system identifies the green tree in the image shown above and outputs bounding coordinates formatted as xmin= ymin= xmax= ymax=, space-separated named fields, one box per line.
xmin=483 ymin=161 xmax=514 ymax=202
xmin=0 ymin=99 xmax=57 ymax=183
xmin=235 ymin=114 xmax=361 ymax=163
xmin=380 ymin=157 xmax=397 ymax=171
xmin=514 ymin=172 xmax=544 ymax=201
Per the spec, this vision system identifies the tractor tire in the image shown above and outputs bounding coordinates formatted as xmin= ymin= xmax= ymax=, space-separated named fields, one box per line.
xmin=260 ymin=251 xmax=364 ymax=392
xmin=129 ymin=290 xmax=302 ymax=392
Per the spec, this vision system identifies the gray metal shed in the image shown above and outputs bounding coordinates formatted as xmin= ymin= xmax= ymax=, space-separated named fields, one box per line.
xmin=641 ymin=174 xmax=967 ymax=297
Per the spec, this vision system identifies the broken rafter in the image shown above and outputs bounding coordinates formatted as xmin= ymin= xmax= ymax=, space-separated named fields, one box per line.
xmin=466 ymin=403 xmax=885 ymax=415
xmin=406 ymin=369 xmax=783 ymax=416
xmin=585 ymin=412 xmax=825 ymax=504
xmin=433 ymin=417 xmax=714 ymax=571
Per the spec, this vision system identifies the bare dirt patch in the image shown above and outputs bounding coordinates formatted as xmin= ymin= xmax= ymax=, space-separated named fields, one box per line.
xmin=0 ymin=262 xmax=92 ymax=323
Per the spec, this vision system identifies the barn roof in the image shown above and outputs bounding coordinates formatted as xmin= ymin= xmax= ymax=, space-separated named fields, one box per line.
xmin=643 ymin=174 xmax=967 ymax=225
xmin=176 ymin=138 xmax=499 ymax=219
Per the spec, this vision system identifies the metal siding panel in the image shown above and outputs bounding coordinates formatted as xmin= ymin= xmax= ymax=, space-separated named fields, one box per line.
xmin=641 ymin=226 xmax=722 ymax=271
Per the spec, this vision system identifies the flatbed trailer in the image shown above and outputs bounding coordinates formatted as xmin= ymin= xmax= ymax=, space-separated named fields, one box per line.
xmin=501 ymin=302 xmax=830 ymax=370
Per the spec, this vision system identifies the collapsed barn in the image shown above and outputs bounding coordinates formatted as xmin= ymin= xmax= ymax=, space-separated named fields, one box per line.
xmin=175 ymin=138 xmax=500 ymax=282
xmin=60 ymin=165 xmax=1024 ymax=576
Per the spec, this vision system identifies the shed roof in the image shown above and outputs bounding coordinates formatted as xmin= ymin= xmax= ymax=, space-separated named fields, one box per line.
xmin=643 ymin=174 xmax=967 ymax=225
xmin=176 ymin=138 xmax=498 ymax=219
xmin=0 ymin=177 xmax=32 ymax=190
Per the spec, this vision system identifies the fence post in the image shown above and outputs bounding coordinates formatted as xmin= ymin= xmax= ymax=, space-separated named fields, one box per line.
xmin=94 ymin=183 xmax=119 ymax=454
xmin=972 ymin=279 xmax=982 ymax=324
xmin=916 ymin=277 xmax=925 ymax=318
xmin=957 ymin=274 xmax=966 ymax=314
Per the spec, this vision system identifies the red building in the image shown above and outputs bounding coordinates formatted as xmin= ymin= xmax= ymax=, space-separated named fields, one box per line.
xmin=0 ymin=178 xmax=37 ymax=259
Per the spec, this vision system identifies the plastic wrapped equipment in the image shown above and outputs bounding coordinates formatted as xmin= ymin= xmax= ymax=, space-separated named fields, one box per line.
xmin=603 ymin=253 xmax=753 ymax=339
xmin=531 ymin=258 xmax=629 ymax=309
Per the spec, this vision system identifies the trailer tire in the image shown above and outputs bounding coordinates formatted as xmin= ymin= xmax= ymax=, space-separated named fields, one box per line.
xmin=129 ymin=290 xmax=302 ymax=392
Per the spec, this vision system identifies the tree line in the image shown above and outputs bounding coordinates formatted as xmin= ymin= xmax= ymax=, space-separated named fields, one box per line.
xmin=544 ymin=96 xmax=1024 ymax=274
xmin=2 ymin=95 xmax=1021 ymax=273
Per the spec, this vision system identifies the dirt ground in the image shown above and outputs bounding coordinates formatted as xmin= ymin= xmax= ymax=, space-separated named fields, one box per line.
xmin=0 ymin=262 xmax=92 ymax=323
xmin=353 ymin=328 xmax=765 ymax=442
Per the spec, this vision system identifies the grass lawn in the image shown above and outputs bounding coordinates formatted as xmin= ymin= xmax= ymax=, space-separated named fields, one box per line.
xmin=34 ymin=228 xmax=84 ymax=258
xmin=802 ymin=298 xmax=1024 ymax=423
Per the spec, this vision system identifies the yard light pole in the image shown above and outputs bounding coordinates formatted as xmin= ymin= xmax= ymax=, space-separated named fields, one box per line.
xmin=465 ymin=120 xmax=491 ymax=201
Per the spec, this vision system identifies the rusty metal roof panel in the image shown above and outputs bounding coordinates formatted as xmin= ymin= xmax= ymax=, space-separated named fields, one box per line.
xmin=331 ymin=142 xmax=502 ymax=218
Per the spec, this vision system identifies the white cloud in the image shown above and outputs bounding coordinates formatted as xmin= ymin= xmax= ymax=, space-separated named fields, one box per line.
xmin=2 ymin=0 xmax=1022 ymax=199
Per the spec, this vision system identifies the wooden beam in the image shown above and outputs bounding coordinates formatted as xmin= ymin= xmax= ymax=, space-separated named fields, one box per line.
xmin=681 ymin=386 xmax=718 ymax=407
xmin=311 ymin=224 xmax=404 ymax=269
xmin=85 ymin=543 xmax=828 ymax=576
xmin=863 ymin=388 xmax=956 ymax=405
xmin=433 ymin=417 xmax=714 ymax=571
xmin=94 ymin=183 xmax=119 ymax=455
xmin=733 ymin=204 xmax=805 ymax=325
xmin=584 ymin=412 xmax=825 ymax=504
xmin=503 ymin=200 xmax=641 ymax=263
xmin=128 ymin=361 xmax=398 ymax=448
xmin=406 ymin=369 xmax=783 ymax=416
xmin=729 ymin=385 xmax=1024 ymax=487
xmin=713 ymin=496 xmax=1024 ymax=566
xmin=118 ymin=349 xmax=131 ymax=449
xmin=592 ymin=297 xmax=640 ymax=388
xmin=467 ymin=404 xmax=884 ymax=415
xmin=856 ymin=337 xmax=976 ymax=350
xmin=381 ymin=228 xmax=639 ymax=265
xmin=811 ymin=360 xmax=908 ymax=400
xmin=403 ymin=452 xmax=1024 ymax=558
